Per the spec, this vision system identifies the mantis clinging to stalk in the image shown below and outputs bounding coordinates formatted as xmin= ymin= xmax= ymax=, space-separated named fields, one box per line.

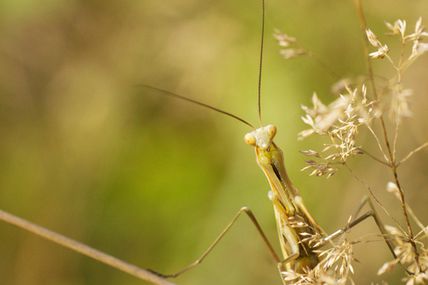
xmin=141 ymin=1 xmax=401 ymax=283
xmin=0 ymin=0 xmax=413 ymax=284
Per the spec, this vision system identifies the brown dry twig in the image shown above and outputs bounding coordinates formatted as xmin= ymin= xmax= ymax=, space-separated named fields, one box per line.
xmin=0 ymin=209 xmax=176 ymax=285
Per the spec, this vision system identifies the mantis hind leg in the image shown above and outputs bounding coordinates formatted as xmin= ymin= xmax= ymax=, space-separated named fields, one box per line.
xmin=148 ymin=206 xmax=280 ymax=279
xmin=324 ymin=196 xmax=397 ymax=261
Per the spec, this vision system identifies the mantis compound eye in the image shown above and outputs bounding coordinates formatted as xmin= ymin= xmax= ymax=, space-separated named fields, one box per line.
xmin=244 ymin=133 xmax=256 ymax=146
xmin=266 ymin=124 xmax=277 ymax=139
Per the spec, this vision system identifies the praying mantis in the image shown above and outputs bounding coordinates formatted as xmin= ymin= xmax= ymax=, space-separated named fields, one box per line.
xmin=141 ymin=1 xmax=400 ymax=284
xmin=0 ymin=0 xmax=416 ymax=284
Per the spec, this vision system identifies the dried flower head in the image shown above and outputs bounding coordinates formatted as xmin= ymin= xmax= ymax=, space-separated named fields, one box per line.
xmin=386 ymin=182 xmax=401 ymax=201
xmin=299 ymin=85 xmax=378 ymax=173
xmin=377 ymin=224 xmax=428 ymax=282
xmin=366 ymin=29 xmax=389 ymax=59
xmin=301 ymin=160 xmax=337 ymax=178
xmin=406 ymin=17 xmax=428 ymax=42
xmin=385 ymin=19 xmax=407 ymax=38
xmin=332 ymin=78 xmax=354 ymax=95
xmin=383 ymin=18 xmax=428 ymax=61
xmin=281 ymin=239 xmax=355 ymax=285
xmin=410 ymin=41 xmax=428 ymax=60
xmin=389 ymin=87 xmax=413 ymax=123
xmin=274 ymin=29 xmax=297 ymax=47
xmin=274 ymin=29 xmax=307 ymax=59
xmin=298 ymin=93 xmax=351 ymax=140
xmin=403 ymin=272 xmax=428 ymax=285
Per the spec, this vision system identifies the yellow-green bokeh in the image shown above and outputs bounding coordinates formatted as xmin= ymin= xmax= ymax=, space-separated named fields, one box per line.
xmin=0 ymin=1 xmax=428 ymax=284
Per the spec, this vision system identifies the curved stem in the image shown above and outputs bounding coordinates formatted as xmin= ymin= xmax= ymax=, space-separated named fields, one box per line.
xmin=0 ymin=209 xmax=176 ymax=285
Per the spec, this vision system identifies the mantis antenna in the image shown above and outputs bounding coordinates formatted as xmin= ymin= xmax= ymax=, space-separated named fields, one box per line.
xmin=138 ymin=84 xmax=255 ymax=129
xmin=257 ymin=0 xmax=265 ymax=125
xmin=140 ymin=0 xmax=265 ymax=129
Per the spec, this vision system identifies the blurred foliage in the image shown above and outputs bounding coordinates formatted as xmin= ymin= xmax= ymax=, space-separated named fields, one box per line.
xmin=0 ymin=0 xmax=428 ymax=284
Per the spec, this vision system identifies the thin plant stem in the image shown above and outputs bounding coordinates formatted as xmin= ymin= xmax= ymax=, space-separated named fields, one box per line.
xmin=0 ymin=209 xmax=176 ymax=285
xmin=366 ymin=125 xmax=389 ymax=162
xmin=393 ymin=121 xmax=399 ymax=162
xmin=352 ymin=0 xmax=418 ymax=263
xmin=343 ymin=163 xmax=405 ymax=233
xmin=398 ymin=141 xmax=428 ymax=165
xmin=407 ymin=206 xmax=427 ymax=234
xmin=414 ymin=228 xmax=428 ymax=241
xmin=308 ymin=52 xmax=342 ymax=81
xmin=392 ymin=39 xmax=407 ymax=162
xmin=358 ymin=148 xmax=391 ymax=167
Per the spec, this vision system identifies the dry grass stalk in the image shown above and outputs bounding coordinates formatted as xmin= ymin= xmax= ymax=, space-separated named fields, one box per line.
xmin=275 ymin=0 xmax=428 ymax=283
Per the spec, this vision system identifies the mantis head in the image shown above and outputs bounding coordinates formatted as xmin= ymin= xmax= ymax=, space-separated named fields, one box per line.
xmin=244 ymin=124 xmax=277 ymax=150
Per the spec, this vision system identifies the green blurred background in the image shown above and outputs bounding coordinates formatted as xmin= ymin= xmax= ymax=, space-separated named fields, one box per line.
xmin=1 ymin=0 xmax=428 ymax=284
